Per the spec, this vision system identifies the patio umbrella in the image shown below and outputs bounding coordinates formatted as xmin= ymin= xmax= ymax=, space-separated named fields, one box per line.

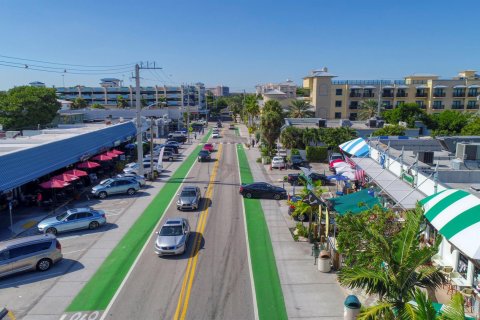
xmin=92 ymin=154 xmax=112 ymax=161
xmin=77 ymin=161 xmax=100 ymax=169
xmin=64 ymin=169 xmax=88 ymax=177
xmin=104 ymin=152 xmax=119 ymax=158
xmin=111 ymin=149 xmax=124 ymax=155
xmin=327 ymin=174 xmax=350 ymax=181
xmin=339 ymin=137 xmax=370 ymax=157
xmin=53 ymin=173 xmax=80 ymax=182
xmin=40 ymin=179 xmax=70 ymax=189
xmin=330 ymin=159 xmax=346 ymax=166
xmin=335 ymin=165 xmax=355 ymax=174
xmin=332 ymin=161 xmax=350 ymax=169
xmin=341 ymin=171 xmax=356 ymax=180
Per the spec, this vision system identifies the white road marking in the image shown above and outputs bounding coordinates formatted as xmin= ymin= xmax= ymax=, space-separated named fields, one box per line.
xmin=63 ymin=249 xmax=87 ymax=255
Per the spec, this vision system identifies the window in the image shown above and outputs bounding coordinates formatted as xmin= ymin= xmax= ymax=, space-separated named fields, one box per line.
xmin=474 ymin=263 xmax=480 ymax=287
xmin=66 ymin=214 xmax=78 ymax=221
xmin=433 ymin=101 xmax=444 ymax=109
xmin=349 ymin=113 xmax=357 ymax=120
xmin=9 ymin=242 xmax=51 ymax=258
xmin=457 ymin=253 xmax=468 ymax=279
xmin=336 ymin=89 xmax=342 ymax=96
xmin=335 ymin=100 xmax=342 ymax=107
xmin=334 ymin=112 xmax=342 ymax=119
xmin=396 ymin=101 xmax=405 ymax=107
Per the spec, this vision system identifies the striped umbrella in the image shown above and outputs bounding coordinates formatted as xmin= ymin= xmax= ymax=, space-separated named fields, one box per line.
xmin=355 ymin=169 xmax=366 ymax=183
xmin=111 ymin=149 xmax=124 ymax=155
xmin=420 ymin=189 xmax=480 ymax=259
xmin=339 ymin=138 xmax=370 ymax=157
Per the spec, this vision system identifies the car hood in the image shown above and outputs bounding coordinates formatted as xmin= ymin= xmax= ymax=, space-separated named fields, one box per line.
xmin=156 ymin=235 xmax=185 ymax=247
xmin=91 ymin=185 xmax=105 ymax=192
xmin=38 ymin=216 xmax=61 ymax=228
xmin=273 ymin=187 xmax=286 ymax=192
xmin=179 ymin=196 xmax=197 ymax=204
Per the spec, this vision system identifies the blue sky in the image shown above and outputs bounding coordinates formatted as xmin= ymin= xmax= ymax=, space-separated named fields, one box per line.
xmin=0 ymin=0 xmax=479 ymax=91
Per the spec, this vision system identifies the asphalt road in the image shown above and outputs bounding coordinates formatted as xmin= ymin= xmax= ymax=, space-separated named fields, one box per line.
xmin=105 ymin=127 xmax=255 ymax=320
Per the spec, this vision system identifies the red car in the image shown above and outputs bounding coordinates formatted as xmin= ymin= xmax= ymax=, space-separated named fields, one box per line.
xmin=203 ymin=143 xmax=215 ymax=152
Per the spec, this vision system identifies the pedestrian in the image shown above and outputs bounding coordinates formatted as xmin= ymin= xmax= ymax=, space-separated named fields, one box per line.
xmin=194 ymin=132 xmax=197 ymax=139
xmin=36 ymin=191 xmax=43 ymax=207
xmin=251 ymin=139 xmax=255 ymax=148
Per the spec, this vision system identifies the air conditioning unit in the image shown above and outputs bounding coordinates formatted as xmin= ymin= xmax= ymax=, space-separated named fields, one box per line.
xmin=456 ymin=143 xmax=480 ymax=160
xmin=376 ymin=120 xmax=385 ymax=128
xmin=451 ymin=159 xmax=462 ymax=170
xmin=318 ymin=119 xmax=326 ymax=128
xmin=340 ymin=119 xmax=352 ymax=127
xmin=418 ymin=151 xmax=434 ymax=164
xmin=368 ymin=119 xmax=377 ymax=127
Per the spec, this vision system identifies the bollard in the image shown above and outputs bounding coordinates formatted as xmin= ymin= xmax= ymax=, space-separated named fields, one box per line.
xmin=344 ymin=295 xmax=361 ymax=320
xmin=318 ymin=250 xmax=331 ymax=272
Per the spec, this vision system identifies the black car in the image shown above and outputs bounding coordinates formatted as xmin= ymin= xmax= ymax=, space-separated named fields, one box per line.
xmin=217 ymin=122 xmax=222 ymax=128
xmin=239 ymin=182 xmax=287 ymax=200
xmin=287 ymin=172 xmax=328 ymax=186
xmin=198 ymin=150 xmax=211 ymax=162
xmin=168 ymin=135 xmax=187 ymax=143
xmin=289 ymin=155 xmax=307 ymax=169
xmin=160 ymin=145 xmax=178 ymax=154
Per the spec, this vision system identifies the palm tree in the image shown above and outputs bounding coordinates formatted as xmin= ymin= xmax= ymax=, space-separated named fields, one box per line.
xmin=287 ymin=100 xmax=315 ymax=118
xmin=244 ymin=95 xmax=260 ymax=126
xmin=359 ymin=99 xmax=380 ymax=120
xmin=338 ymin=209 xmax=445 ymax=319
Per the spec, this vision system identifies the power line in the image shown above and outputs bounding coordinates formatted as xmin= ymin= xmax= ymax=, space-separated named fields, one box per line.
xmin=0 ymin=60 xmax=133 ymax=72
xmin=0 ymin=61 xmax=134 ymax=75
xmin=0 ymin=53 xmax=136 ymax=68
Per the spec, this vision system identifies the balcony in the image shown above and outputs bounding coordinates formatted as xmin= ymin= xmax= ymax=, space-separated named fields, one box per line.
xmin=396 ymin=92 xmax=408 ymax=97
xmin=468 ymin=92 xmax=479 ymax=97
xmin=416 ymin=92 xmax=428 ymax=98
xmin=432 ymin=104 xmax=445 ymax=110
xmin=349 ymin=92 xmax=362 ymax=98
xmin=451 ymin=104 xmax=464 ymax=110
xmin=453 ymin=92 xmax=465 ymax=97
xmin=382 ymin=92 xmax=394 ymax=98
xmin=418 ymin=105 xmax=426 ymax=109
xmin=349 ymin=104 xmax=358 ymax=110
xmin=384 ymin=105 xmax=393 ymax=110
xmin=467 ymin=104 xmax=479 ymax=110
xmin=363 ymin=93 xmax=375 ymax=98
xmin=433 ymin=92 xmax=446 ymax=98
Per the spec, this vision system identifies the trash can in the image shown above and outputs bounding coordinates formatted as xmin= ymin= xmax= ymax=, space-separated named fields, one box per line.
xmin=317 ymin=250 xmax=331 ymax=272
xmin=344 ymin=295 xmax=361 ymax=320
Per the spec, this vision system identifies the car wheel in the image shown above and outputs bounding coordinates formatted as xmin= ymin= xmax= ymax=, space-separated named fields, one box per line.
xmin=273 ymin=194 xmax=281 ymax=200
xmin=89 ymin=221 xmax=100 ymax=230
xmin=98 ymin=191 xmax=107 ymax=199
xmin=45 ymin=227 xmax=57 ymax=235
xmin=37 ymin=258 xmax=52 ymax=272
xmin=127 ymin=188 xmax=136 ymax=195
xmin=245 ymin=192 xmax=252 ymax=199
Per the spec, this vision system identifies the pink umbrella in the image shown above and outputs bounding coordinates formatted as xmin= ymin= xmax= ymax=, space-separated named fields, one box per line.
xmin=53 ymin=173 xmax=80 ymax=182
xmin=40 ymin=179 xmax=70 ymax=189
xmin=64 ymin=169 xmax=88 ymax=177
xmin=105 ymin=152 xmax=119 ymax=158
xmin=77 ymin=161 xmax=101 ymax=169
xmin=111 ymin=149 xmax=124 ymax=155
xmin=92 ymin=154 xmax=112 ymax=161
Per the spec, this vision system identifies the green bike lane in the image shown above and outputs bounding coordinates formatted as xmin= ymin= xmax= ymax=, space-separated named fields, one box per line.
xmin=237 ymin=144 xmax=287 ymax=320
xmin=66 ymin=131 xmax=211 ymax=312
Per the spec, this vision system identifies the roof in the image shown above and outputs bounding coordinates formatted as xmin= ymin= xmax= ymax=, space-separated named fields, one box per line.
xmin=328 ymin=189 xmax=382 ymax=215
xmin=264 ymin=89 xmax=286 ymax=95
xmin=306 ymin=70 xmax=337 ymax=78
xmin=165 ymin=218 xmax=183 ymax=225
xmin=0 ymin=122 xmax=136 ymax=193
xmin=100 ymin=78 xmax=121 ymax=82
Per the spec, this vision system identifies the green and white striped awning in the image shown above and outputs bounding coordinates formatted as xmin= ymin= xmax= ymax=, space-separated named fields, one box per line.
xmin=420 ymin=189 xmax=480 ymax=259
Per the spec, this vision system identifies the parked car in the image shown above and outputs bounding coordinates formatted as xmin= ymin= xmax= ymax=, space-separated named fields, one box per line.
xmin=155 ymin=144 xmax=179 ymax=154
xmin=168 ymin=135 xmax=187 ymax=143
xmin=91 ymin=177 xmax=140 ymax=199
xmin=176 ymin=186 xmax=201 ymax=210
xmin=203 ymin=143 xmax=215 ymax=152
xmin=162 ymin=150 xmax=175 ymax=161
xmin=212 ymin=132 xmax=220 ymax=139
xmin=239 ymin=182 xmax=287 ymax=200
xmin=217 ymin=121 xmax=222 ymax=128
xmin=198 ymin=150 xmax=211 ymax=162
xmin=0 ymin=234 xmax=62 ymax=277
xmin=271 ymin=156 xmax=286 ymax=169
xmin=154 ymin=218 xmax=190 ymax=256
xmin=329 ymin=152 xmax=344 ymax=163
xmin=287 ymin=172 xmax=329 ymax=186
xmin=289 ymin=155 xmax=307 ymax=169
xmin=123 ymin=162 xmax=163 ymax=176
xmin=38 ymin=207 xmax=106 ymax=235
xmin=165 ymin=140 xmax=181 ymax=148
xmin=117 ymin=173 xmax=146 ymax=187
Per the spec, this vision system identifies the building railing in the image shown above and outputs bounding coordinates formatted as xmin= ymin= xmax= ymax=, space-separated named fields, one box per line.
xmin=363 ymin=93 xmax=375 ymax=98
xmin=382 ymin=92 xmax=394 ymax=97
xmin=416 ymin=92 xmax=428 ymax=97
xmin=332 ymin=80 xmax=405 ymax=85
xmin=396 ymin=92 xmax=408 ymax=97
xmin=453 ymin=92 xmax=465 ymax=97
xmin=433 ymin=93 xmax=446 ymax=97
xmin=468 ymin=92 xmax=479 ymax=97
xmin=432 ymin=104 xmax=445 ymax=110
xmin=349 ymin=105 xmax=358 ymax=110
xmin=349 ymin=92 xmax=362 ymax=98
xmin=452 ymin=105 xmax=465 ymax=109
xmin=467 ymin=104 xmax=479 ymax=109
xmin=384 ymin=105 xmax=394 ymax=109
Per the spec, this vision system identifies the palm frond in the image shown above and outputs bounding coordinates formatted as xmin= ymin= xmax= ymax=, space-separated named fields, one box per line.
xmin=440 ymin=292 xmax=465 ymax=320
xmin=338 ymin=267 xmax=389 ymax=297
xmin=357 ymin=302 xmax=394 ymax=320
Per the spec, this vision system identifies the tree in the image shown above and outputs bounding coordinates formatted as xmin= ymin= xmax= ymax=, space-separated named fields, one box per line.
xmin=359 ymin=99 xmax=379 ymax=120
xmin=0 ymin=86 xmax=60 ymax=130
xmin=280 ymin=126 xmax=304 ymax=149
xmin=263 ymin=100 xmax=284 ymax=117
xmin=383 ymin=103 xmax=430 ymax=128
xmin=318 ymin=127 xmax=356 ymax=149
xmin=338 ymin=209 xmax=445 ymax=319
xmin=461 ymin=116 xmax=480 ymax=135
xmin=71 ymin=97 xmax=87 ymax=110
xmin=244 ymin=95 xmax=260 ymax=126
xmin=287 ymin=100 xmax=314 ymax=118
xmin=117 ymin=95 xmax=129 ymax=109
xmin=430 ymin=110 xmax=470 ymax=136
xmin=91 ymin=103 xmax=105 ymax=109
xmin=260 ymin=110 xmax=283 ymax=154
xmin=372 ymin=124 xmax=406 ymax=136
xmin=140 ymin=97 xmax=148 ymax=108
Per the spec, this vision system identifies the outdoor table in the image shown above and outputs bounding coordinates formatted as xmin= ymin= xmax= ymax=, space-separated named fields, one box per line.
xmin=451 ymin=277 xmax=472 ymax=294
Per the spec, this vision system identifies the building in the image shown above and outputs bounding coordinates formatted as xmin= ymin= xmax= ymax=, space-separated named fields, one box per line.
xmin=303 ymin=68 xmax=480 ymax=120
xmin=206 ymin=85 xmax=229 ymax=97
xmin=29 ymin=81 xmax=46 ymax=87
xmin=256 ymin=80 xmax=297 ymax=98
xmin=56 ymin=80 xmax=206 ymax=109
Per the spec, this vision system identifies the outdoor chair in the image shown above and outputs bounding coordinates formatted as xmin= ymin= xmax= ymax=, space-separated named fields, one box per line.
xmin=447 ymin=272 xmax=461 ymax=295
xmin=460 ymin=288 xmax=474 ymax=312
xmin=440 ymin=266 xmax=453 ymax=288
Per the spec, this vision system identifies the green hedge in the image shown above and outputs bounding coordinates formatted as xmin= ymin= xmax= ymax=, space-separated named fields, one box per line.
xmin=306 ymin=146 xmax=328 ymax=162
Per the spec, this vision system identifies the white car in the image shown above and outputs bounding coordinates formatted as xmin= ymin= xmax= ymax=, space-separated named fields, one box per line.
xmin=212 ymin=132 xmax=220 ymax=138
xmin=123 ymin=162 xmax=163 ymax=176
xmin=271 ymin=156 xmax=286 ymax=169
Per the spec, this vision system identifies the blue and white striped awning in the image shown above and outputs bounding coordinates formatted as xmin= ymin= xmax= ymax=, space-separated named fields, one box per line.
xmin=339 ymin=138 xmax=370 ymax=157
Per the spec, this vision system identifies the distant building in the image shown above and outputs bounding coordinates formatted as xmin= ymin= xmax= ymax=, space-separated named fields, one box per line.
xmin=207 ymin=85 xmax=230 ymax=97
xmin=255 ymin=80 xmax=297 ymax=99
xmin=29 ymin=81 xmax=46 ymax=87
xmin=303 ymin=67 xmax=480 ymax=120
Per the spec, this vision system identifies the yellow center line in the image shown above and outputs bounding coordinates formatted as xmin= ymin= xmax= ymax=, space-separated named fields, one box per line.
xmin=173 ymin=143 xmax=223 ymax=320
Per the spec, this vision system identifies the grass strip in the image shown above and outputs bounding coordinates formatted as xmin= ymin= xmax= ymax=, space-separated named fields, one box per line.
xmin=237 ymin=144 xmax=287 ymax=320
xmin=67 ymin=130 xmax=211 ymax=311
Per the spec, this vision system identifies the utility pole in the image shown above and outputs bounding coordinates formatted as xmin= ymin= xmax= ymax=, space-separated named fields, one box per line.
xmin=150 ymin=117 xmax=154 ymax=180
xmin=186 ymin=84 xmax=191 ymax=143
xmin=377 ymin=81 xmax=382 ymax=118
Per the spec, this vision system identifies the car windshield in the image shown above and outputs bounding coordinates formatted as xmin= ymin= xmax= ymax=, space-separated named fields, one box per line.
xmin=160 ymin=225 xmax=183 ymax=236
xmin=99 ymin=179 xmax=113 ymax=185
xmin=205 ymin=144 xmax=212 ymax=147
xmin=199 ymin=151 xmax=209 ymax=155
xmin=331 ymin=155 xmax=343 ymax=160
xmin=181 ymin=190 xmax=197 ymax=197
xmin=56 ymin=212 xmax=69 ymax=221
xmin=292 ymin=155 xmax=301 ymax=160
xmin=273 ymin=157 xmax=283 ymax=161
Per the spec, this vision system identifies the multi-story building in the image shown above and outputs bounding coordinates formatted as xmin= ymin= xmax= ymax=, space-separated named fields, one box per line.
xmin=56 ymin=79 xmax=206 ymax=109
xmin=29 ymin=81 xmax=46 ymax=87
xmin=255 ymin=80 xmax=297 ymax=98
xmin=303 ymin=68 xmax=480 ymax=120
xmin=206 ymin=85 xmax=230 ymax=97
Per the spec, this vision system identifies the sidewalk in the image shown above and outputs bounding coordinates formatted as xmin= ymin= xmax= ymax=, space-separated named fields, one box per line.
xmin=237 ymin=125 xmax=345 ymax=319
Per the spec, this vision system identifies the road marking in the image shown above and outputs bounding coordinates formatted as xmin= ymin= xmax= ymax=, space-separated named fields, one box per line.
xmin=236 ymin=144 xmax=259 ymax=320
xmin=63 ymin=249 xmax=88 ymax=255
xmin=174 ymin=143 xmax=223 ymax=320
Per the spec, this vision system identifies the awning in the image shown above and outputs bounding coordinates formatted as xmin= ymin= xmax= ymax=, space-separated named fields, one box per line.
xmin=420 ymin=189 xmax=480 ymax=259
xmin=416 ymin=85 xmax=428 ymax=89
xmin=454 ymin=85 xmax=466 ymax=88
xmin=339 ymin=138 xmax=370 ymax=157
xmin=350 ymin=157 xmax=426 ymax=209
xmin=396 ymin=85 xmax=409 ymax=89
xmin=382 ymin=85 xmax=394 ymax=89
xmin=468 ymin=85 xmax=480 ymax=89
xmin=364 ymin=86 xmax=376 ymax=89
xmin=433 ymin=85 xmax=447 ymax=89
xmin=328 ymin=189 xmax=382 ymax=215
xmin=349 ymin=86 xmax=362 ymax=89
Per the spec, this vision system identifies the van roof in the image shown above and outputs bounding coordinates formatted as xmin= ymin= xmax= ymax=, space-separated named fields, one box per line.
xmin=0 ymin=234 xmax=55 ymax=250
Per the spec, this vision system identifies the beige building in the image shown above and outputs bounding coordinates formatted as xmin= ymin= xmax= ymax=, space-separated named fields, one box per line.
xmin=256 ymin=80 xmax=297 ymax=98
xmin=303 ymin=68 xmax=480 ymax=120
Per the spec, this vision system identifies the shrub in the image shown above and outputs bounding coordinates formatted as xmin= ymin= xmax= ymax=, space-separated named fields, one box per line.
xmin=256 ymin=157 xmax=262 ymax=163
xmin=291 ymin=148 xmax=300 ymax=155
xmin=296 ymin=222 xmax=308 ymax=237
xmin=306 ymin=146 xmax=328 ymax=162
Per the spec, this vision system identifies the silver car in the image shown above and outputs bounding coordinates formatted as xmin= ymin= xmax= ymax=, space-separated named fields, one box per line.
xmin=91 ymin=177 xmax=140 ymax=199
xmin=117 ymin=173 xmax=146 ymax=187
xmin=154 ymin=218 xmax=190 ymax=256
xmin=38 ymin=207 xmax=106 ymax=235
xmin=0 ymin=234 xmax=62 ymax=278
xmin=176 ymin=186 xmax=201 ymax=210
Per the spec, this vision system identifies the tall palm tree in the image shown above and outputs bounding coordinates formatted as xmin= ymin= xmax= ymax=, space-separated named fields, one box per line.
xmin=338 ymin=209 xmax=445 ymax=319
xmin=287 ymin=100 xmax=315 ymax=118
xmin=244 ymin=95 xmax=260 ymax=126
xmin=359 ymin=99 xmax=380 ymax=120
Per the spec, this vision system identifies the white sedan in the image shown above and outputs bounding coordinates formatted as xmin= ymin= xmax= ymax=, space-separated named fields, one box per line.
xmin=212 ymin=132 xmax=220 ymax=138
xmin=271 ymin=156 xmax=286 ymax=169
